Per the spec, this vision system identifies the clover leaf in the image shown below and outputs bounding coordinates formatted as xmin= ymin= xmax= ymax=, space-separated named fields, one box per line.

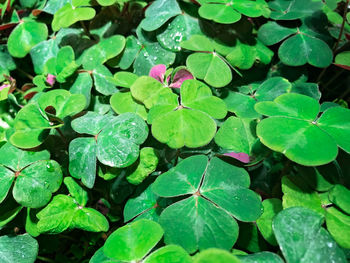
xmin=110 ymin=91 xmax=148 ymax=120
xmin=0 ymin=45 xmax=16 ymax=82
xmin=181 ymin=35 xmax=235 ymax=87
xmin=335 ymin=51 xmax=350 ymax=70
xmin=258 ymin=21 xmax=333 ymax=68
xmin=215 ymin=117 xmax=259 ymax=156
xmin=78 ymin=35 xmax=126 ymax=69
xmin=0 ymin=234 xmax=38 ymax=263
xmin=0 ymin=143 xmax=62 ymax=208
xmin=193 ymin=248 xmax=240 ymax=263
xmin=69 ymin=112 xmax=148 ymax=188
xmin=238 ymin=252 xmax=284 ymax=263
xmin=140 ymin=0 xmax=181 ymax=31
xmin=198 ymin=0 xmax=270 ymax=24
xmin=157 ymin=13 xmax=202 ymax=52
xmin=37 ymin=194 xmax=109 ymax=234
xmin=8 ymin=19 xmax=48 ymax=58
xmin=273 ymin=207 xmax=346 ymax=263
xmin=52 ymin=0 xmax=96 ymax=31
xmin=255 ymin=93 xmax=350 ymax=166
xmin=118 ymin=27 xmax=176 ymax=76
xmin=92 ymin=219 xmax=191 ymax=263
xmin=223 ymin=76 xmax=320 ymax=119
xmin=9 ymin=89 xmax=86 ymax=149
xmin=329 ymin=184 xmax=350 ymax=215
xmin=268 ymin=0 xmax=323 ymax=20
xmin=131 ymin=78 xmax=227 ymax=148
xmin=152 ymin=155 xmax=262 ymax=253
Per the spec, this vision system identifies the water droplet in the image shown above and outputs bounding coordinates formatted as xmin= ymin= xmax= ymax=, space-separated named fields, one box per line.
xmin=46 ymin=162 xmax=54 ymax=172
xmin=234 ymin=196 xmax=240 ymax=200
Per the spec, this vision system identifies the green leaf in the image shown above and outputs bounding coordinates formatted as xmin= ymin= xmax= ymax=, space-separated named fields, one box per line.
xmin=149 ymin=80 xmax=226 ymax=148
xmin=273 ymin=207 xmax=346 ymax=263
xmin=114 ymin=72 xmax=138 ymax=88
xmin=268 ymin=0 xmax=323 ymax=20
xmin=238 ymin=252 xmax=284 ymax=263
xmin=126 ymin=147 xmax=159 ymax=185
xmin=152 ymin=155 xmax=262 ymax=252
xmin=328 ymin=184 xmax=350 ymax=214
xmin=258 ymin=21 xmax=333 ymax=68
xmin=180 ymin=35 xmax=214 ymax=52
xmin=96 ymin=113 xmax=149 ymax=167
xmin=144 ymin=245 xmax=192 ymax=263
xmin=256 ymin=198 xmax=282 ymax=246
xmin=181 ymin=79 xmax=227 ymax=119
xmin=13 ymin=160 xmax=62 ymax=208
xmin=255 ymin=93 xmax=348 ymax=166
xmin=37 ymin=194 xmax=109 ymax=234
xmin=281 ymin=176 xmax=324 ymax=216
xmin=103 ymin=219 xmax=164 ymax=261
xmin=278 ymin=33 xmax=333 ymax=68
xmin=0 ymin=143 xmax=62 ymax=208
xmin=186 ymin=52 xmax=232 ymax=88
xmin=63 ymin=177 xmax=88 ymax=207
xmin=157 ymin=14 xmax=201 ymax=52
xmin=0 ymin=142 xmax=49 ymax=171
xmin=159 ymin=195 xmax=239 ymax=253
xmin=8 ymin=20 xmax=48 ymax=58
xmin=193 ymin=248 xmax=240 ymax=263
xmin=0 ymin=45 xmax=16 ymax=82
xmin=97 ymin=0 xmax=117 ymax=6
xmin=118 ymin=31 xmax=176 ymax=76
xmin=335 ymin=51 xmax=350 ymax=68
xmin=52 ymin=2 xmax=96 ymax=31
xmin=90 ymin=65 xmax=118 ymax=96
xmin=69 ymin=137 xmax=97 ymax=189
xmin=80 ymin=35 xmax=125 ymax=68
xmin=123 ymin=184 xmax=160 ymax=222
xmin=140 ymin=0 xmax=181 ymax=31
xmin=130 ymin=76 xmax=177 ymax=109
xmin=110 ymin=91 xmax=148 ymax=120
xmin=30 ymin=38 xmax=59 ymax=74
xmin=326 ymin=207 xmax=350 ymax=249
xmin=38 ymin=89 xmax=86 ymax=119
xmin=317 ymin=106 xmax=350 ymax=154
xmin=0 ymin=234 xmax=38 ymax=263
xmin=215 ymin=117 xmax=258 ymax=155
xmin=198 ymin=0 xmax=270 ymax=24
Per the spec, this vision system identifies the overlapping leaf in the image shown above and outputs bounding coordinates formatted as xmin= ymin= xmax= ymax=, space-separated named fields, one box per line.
xmin=255 ymin=93 xmax=350 ymax=165
xmin=0 ymin=143 xmax=62 ymax=208
xmin=152 ymin=155 xmax=262 ymax=253
xmin=69 ymin=112 xmax=148 ymax=188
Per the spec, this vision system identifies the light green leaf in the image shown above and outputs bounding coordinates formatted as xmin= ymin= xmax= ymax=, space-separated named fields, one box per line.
xmin=193 ymin=248 xmax=240 ymax=263
xmin=63 ymin=177 xmax=88 ymax=207
xmin=215 ymin=117 xmax=258 ymax=154
xmin=0 ymin=234 xmax=38 ymax=263
xmin=256 ymin=198 xmax=282 ymax=246
xmin=103 ymin=219 xmax=164 ymax=261
xmin=268 ymin=0 xmax=323 ymax=20
xmin=52 ymin=2 xmax=96 ymax=31
xmin=8 ymin=20 xmax=48 ymax=58
xmin=273 ymin=207 xmax=346 ymax=263
xmin=140 ymin=0 xmax=181 ymax=31
xmin=281 ymin=176 xmax=324 ymax=216
xmin=186 ymin=52 xmax=232 ymax=88
xmin=37 ymin=194 xmax=109 ymax=234
xmin=328 ymin=184 xmax=350 ymax=214
xmin=110 ymin=91 xmax=148 ymax=120
xmin=326 ymin=207 xmax=350 ymax=249
xmin=126 ymin=147 xmax=159 ymax=185
xmin=144 ymin=245 xmax=192 ymax=263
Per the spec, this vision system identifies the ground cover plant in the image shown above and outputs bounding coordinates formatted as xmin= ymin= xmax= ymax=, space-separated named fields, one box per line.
xmin=0 ymin=0 xmax=350 ymax=262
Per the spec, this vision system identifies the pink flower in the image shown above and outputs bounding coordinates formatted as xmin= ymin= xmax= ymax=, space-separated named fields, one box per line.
xmin=149 ymin=64 xmax=193 ymax=88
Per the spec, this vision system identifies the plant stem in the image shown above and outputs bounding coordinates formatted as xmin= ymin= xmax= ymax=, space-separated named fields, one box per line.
xmin=333 ymin=0 xmax=350 ymax=52
xmin=36 ymin=256 xmax=55 ymax=263
xmin=16 ymin=68 xmax=34 ymax=80
xmin=55 ymin=127 xmax=68 ymax=146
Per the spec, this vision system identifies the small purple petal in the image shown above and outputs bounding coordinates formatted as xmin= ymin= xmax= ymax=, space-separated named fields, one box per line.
xmin=149 ymin=64 xmax=166 ymax=83
xmin=170 ymin=69 xmax=194 ymax=88
xmin=223 ymin=152 xmax=250 ymax=163
xmin=0 ymin=84 xmax=10 ymax=91
xmin=46 ymin=74 xmax=56 ymax=86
